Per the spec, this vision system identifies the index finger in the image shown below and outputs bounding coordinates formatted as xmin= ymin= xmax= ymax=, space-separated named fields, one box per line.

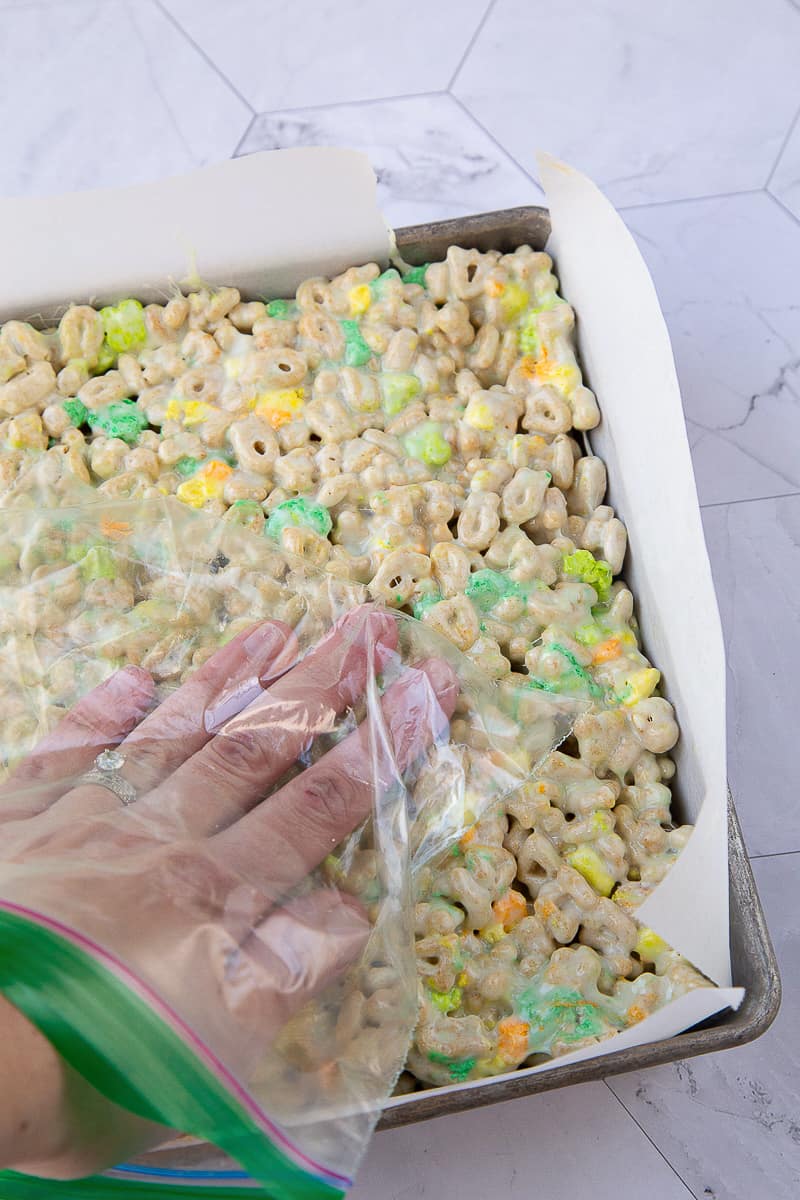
xmin=138 ymin=608 xmax=400 ymax=837
xmin=47 ymin=620 xmax=298 ymax=822
xmin=211 ymin=657 xmax=459 ymax=900
xmin=99 ymin=619 xmax=298 ymax=797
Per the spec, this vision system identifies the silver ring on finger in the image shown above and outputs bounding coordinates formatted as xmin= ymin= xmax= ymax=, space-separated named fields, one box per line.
xmin=80 ymin=750 xmax=138 ymax=806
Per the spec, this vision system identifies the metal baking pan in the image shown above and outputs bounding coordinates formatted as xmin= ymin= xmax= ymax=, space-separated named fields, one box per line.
xmin=376 ymin=206 xmax=781 ymax=1128
xmin=135 ymin=209 xmax=781 ymax=1169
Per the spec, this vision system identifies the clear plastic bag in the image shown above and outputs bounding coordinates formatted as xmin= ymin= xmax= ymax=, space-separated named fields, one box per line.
xmin=0 ymin=467 xmax=581 ymax=1197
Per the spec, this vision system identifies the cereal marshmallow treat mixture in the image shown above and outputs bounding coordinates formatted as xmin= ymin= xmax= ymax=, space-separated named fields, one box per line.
xmin=0 ymin=247 xmax=710 ymax=1086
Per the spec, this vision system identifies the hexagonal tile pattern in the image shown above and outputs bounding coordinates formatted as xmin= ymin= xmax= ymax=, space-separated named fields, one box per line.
xmin=161 ymin=0 xmax=490 ymax=113
xmin=609 ymin=853 xmax=798 ymax=1199
xmin=621 ymin=193 xmax=800 ymax=506
xmin=0 ymin=0 xmax=250 ymax=197
xmin=352 ymin=1082 xmax=694 ymax=1199
xmin=237 ymin=93 xmax=540 ymax=227
xmin=702 ymin=495 xmax=800 ymax=858
xmin=454 ymin=0 xmax=800 ymax=206
xmin=770 ymin=108 xmax=800 ymax=223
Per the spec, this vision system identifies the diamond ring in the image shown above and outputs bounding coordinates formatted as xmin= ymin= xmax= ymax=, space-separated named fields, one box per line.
xmin=79 ymin=749 xmax=138 ymax=806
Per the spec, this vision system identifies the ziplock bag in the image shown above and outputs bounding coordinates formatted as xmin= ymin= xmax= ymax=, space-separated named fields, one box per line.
xmin=0 ymin=462 xmax=580 ymax=1198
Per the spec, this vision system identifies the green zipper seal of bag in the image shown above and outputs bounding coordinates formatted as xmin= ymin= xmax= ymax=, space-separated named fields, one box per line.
xmin=0 ymin=903 xmax=348 ymax=1200
xmin=0 ymin=1173 xmax=262 ymax=1199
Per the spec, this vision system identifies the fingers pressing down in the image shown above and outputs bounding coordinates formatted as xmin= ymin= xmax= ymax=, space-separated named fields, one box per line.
xmin=213 ymin=657 xmax=459 ymax=898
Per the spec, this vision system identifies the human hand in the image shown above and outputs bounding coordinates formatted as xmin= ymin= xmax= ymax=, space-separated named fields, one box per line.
xmin=0 ymin=606 xmax=458 ymax=1177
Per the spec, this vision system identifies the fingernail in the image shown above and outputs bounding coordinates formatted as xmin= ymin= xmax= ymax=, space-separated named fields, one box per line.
xmin=206 ymin=626 xmax=295 ymax=731
xmin=205 ymin=678 xmax=264 ymax=732
xmin=254 ymin=629 xmax=297 ymax=683
xmin=242 ymin=623 xmax=294 ymax=678
xmin=242 ymin=622 xmax=291 ymax=661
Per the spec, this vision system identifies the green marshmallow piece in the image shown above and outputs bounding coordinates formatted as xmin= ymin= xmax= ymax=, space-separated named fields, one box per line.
xmin=562 ymin=549 xmax=613 ymax=602
xmin=63 ymin=398 xmax=89 ymax=428
xmin=518 ymin=311 xmax=540 ymax=356
xmin=265 ymin=299 xmax=296 ymax=319
xmin=265 ymin=497 xmax=333 ymax=541
xmin=79 ymin=545 xmax=116 ymax=582
xmin=228 ymin=498 xmax=264 ymax=531
xmin=574 ymin=622 xmax=604 ymax=646
xmin=370 ymin=268 xmax=401 ymax=298
xmin=340 ymin=319 xmax=373 ymax=367
xmin=517 ymin=986 xmax=610 ymax=1049
xmin=89 ymin=400 xmax=148 ymax=446
xmin=465 ymin=568 xmax=515 ymax=612
xmin=403 ymin=421 xmax=451 ymax=468
xmin=427 ymin=1050 xmax=450 ymax=1065
xmin=380 ymin=372 xmax=421 ymax=415
xmin=426 ymin=1050 xmax=476 ymax=1082
xmin=175 ymin=456 xmax=201 ymax=479
xmin=550 ymin=640 xmax=605 ymax=701
xmin=448 ymin=1057 xmax=475 ymax=1082
xmin=402 ymin=264 xmax=430 ymax=287
xmin=99 ymin=298 xmax=147 ymax=354
xmin=412 ymin=590 xmax=442 ymax=620
xmin=94 ymin=341 xmax=117 ymax=374
xmin=526 ymin=676 xmax=559 ymax=693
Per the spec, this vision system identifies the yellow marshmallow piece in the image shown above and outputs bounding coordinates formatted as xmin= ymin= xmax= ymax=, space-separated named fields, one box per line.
xmin=182 ymin=400 xmax=214 ymax=426
xmin=165 ymin=398 xmax=213 ymax=426
xmin=621 ymin=667 xmax=661 ymax=707
xmin=635 ymin=928 xmax=668 ymax=963
xmin=349 ymin=285 xmax=371 ymax=316
xmin=591 ymin=810 xmax=614 ymax=833
xmin=176 ymin=460 xmax=232 ymax=507
xmin=253 ymin=387 xmax=305 ymax=429
xmin=464 ymin=399 xmax=495 ymax=431
xmin=567 ymin=845 xmax=615 ymax=897
xmin=500 ymin=282 xmax=529 ymax=321
xmin=534 ymin=360 xmax=579 ymax=392
xmin=176 ymin=478 xmax=209 ymax=508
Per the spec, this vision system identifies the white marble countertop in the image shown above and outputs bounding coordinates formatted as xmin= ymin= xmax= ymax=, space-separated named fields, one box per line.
xmin=1 ymin=1 xmax=798 ymax=1195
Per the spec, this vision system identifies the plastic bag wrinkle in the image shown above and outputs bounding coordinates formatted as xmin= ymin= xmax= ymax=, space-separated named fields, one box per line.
xmin=0 ymin=472 xmax=582 ymax=1189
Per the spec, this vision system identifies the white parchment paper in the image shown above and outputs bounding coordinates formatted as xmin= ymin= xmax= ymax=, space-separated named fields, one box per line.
xmin=0 ymin=148 xmax=391 ymax=323
xmin=391 ymin=155 xmax=744 ymax=1104
xmin=540 ymin=152 xmax=734 ymax=989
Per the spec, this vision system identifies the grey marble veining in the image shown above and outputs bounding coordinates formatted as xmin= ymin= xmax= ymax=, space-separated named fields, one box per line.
xmin=0 ymin=0 xmax=250 ymax=198
xmin=621 ymin=193 xmax=800 ymax=508
xmin=609 ymin=853 xmax=800 ymax=1198
xmin=237 ymin=93 xmax=540 ymax=227
xmin=351 ymin=1081 xmax=694 ymax=1199
xmin=701 ymin=496 xmax=800 ymax=858
xmin=454 ymin=0 xmax=800 ymax=207
xmin=161 ymin=0 xmax=489 ymax=113
xmin=770 ymin=110 xmax=800 ymax=223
